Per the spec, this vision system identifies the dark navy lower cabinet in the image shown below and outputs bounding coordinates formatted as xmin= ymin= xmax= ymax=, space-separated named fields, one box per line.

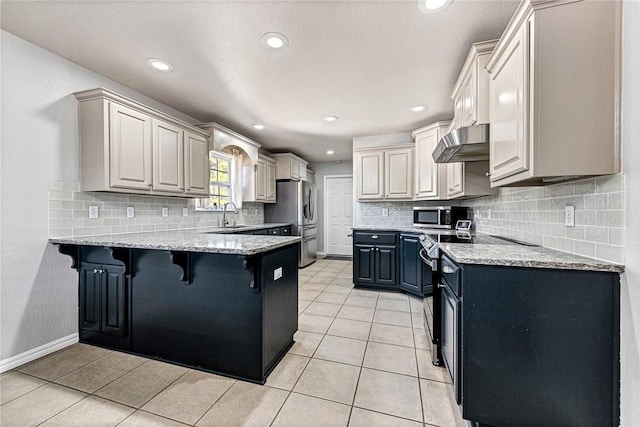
xmin=353 ymin=231 xmax=397 ymax=289
xmin=62 ymin=242 xmax=300 ymax=384
xmin=399 ymin=233 xmax=433 ymax=297
xmin=438 ymin=256 xmax=621 ymax=427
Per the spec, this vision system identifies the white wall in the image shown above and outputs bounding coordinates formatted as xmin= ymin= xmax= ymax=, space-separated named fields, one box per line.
xmin=309 ymin=161 xmax=353 ymax=254
xmin=620 ymin=2 xmax=639 ymax=425
xmin=0 ymin=31 xmax=202 ymax=363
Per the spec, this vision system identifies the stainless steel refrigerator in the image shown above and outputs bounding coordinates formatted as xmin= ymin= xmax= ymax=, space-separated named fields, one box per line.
xmin=265 ymin=180 xmax=317 ymax=267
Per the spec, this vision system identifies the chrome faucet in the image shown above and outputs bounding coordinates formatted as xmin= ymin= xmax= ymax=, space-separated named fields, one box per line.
xmin=222 ymin=202 xmax=238 ymax=227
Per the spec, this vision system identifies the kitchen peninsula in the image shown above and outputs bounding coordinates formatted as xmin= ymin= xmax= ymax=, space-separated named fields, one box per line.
xmin=50 ymin=228 xmax=301 ymax=384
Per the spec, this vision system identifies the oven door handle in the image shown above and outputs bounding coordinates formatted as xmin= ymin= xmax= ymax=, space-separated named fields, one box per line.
xmin=419 ymin=249 xmax=433 ymax=268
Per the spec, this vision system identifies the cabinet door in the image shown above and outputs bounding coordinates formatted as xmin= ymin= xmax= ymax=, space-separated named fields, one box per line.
xmin=354 ymin=245 xmax=375 ymax=284
xmin=79 ymin=263 xmax=102 ymax=332
xmin=266 ymin=163 xmax=276 ymax=201
xmin=101 ymin=265 xmax=127 ymax=337
xmin=109 ymin=102 xmax=153 ymax=190
xmin=375 ymin=245 xmax=397 ymax=286
xmin=447 ymin=162 xmax=464 ymax=197
xmin=355 ymin=151 xmax=384 ymax=200
xmin=414 ymin=129 xmax=441 ymax=199
xmin=441 ymin=285 xmax=460 ymax=403
xmin=385 ymin=148 xmax=413 ymax=199
xmin=461 ymin=70 xmax=476 ymax=127
xmin=184 ymin=131 xmax=209 ymax=196
xmin=152 ymin=119 xmax=184 ymax=193
xmin=399 ymin=235 xmax=421 ymax=294
xmin=256 ymin=159 xmax=267 ymax=200
xmin=489 ymin=24 xmax=529 ymax=181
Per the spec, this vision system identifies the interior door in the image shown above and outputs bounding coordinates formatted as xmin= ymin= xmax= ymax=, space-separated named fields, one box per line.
xmin=325 ymin=176 xmax=353 ymax=256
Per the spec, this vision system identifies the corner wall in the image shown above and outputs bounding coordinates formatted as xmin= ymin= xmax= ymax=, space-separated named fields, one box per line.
xmin=0 ymin=30 xmax=210 ymax=364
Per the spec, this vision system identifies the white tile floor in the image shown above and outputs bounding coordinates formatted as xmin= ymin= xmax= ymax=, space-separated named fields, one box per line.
xmin=0 ymin=257 xmax=467 ymax=426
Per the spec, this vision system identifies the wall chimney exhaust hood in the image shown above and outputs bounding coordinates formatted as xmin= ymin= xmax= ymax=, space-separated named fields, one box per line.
xmin=432 ymin=124 xmax=490 ymax=163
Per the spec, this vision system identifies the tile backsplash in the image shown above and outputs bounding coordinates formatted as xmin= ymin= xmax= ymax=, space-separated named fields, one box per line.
xmin=48 ymin=181 xmax=264 ymax=238
xmin=463 ymin=175 xmax=625 ymax=264
xmin=354 ymin=174 xmax=625 ymax=264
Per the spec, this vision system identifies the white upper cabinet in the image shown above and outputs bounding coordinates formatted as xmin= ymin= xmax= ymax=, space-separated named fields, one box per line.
xmin=354 ymin=145 xmax=413 ymax=201
xmin=76 ymin=88 xmax=211 ymax=197
xmin=272 ymin=153 xmax=309 ymax=181
xmin=242 ymin=154 xmax=277 ymax=203
xmin=486 ymin=0 xmax=621 ymax=187
xmin=412 ymin=122 xmax=449 ymax=200
xmin=450 ymin=40 xmax=497 ymax=129
xmin=439 ymin=40 xmax=498 ymax=199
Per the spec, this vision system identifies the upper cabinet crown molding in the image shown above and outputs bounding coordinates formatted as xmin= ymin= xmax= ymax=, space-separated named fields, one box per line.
xmin=449 ymin=39 xmax=499 ymax=100
xmin=486 ymin=0 xmax=621 ymax=186
xmin=75 ymin=88 xmax=209 ymax=197
xmin=74 ymin=88 xmax=209 ymax=139
xmin=199 ymin=122 xmax=261 ymax=166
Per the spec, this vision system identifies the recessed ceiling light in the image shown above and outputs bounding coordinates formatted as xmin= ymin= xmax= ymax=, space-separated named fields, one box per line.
xmin=252 ymin=124 xmax=265 ymax=130
xmin=146 ymin=58 xmax=174 ymax=72
xmin=419 ymin=0 xmax=453 ymax=13
xmin=262 ymin=32 xmax=289 ymax=50
xmin=410 ymin=105 xmax=428 ymax=112
xmin=322 ymin=116 xmax=339 ymax=122
xmin=326 ymin=150 xmax=335 ymax=155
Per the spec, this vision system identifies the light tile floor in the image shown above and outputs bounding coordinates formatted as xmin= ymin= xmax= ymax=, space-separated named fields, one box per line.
xmin=0 ymin=258 xmax=467 ymax=427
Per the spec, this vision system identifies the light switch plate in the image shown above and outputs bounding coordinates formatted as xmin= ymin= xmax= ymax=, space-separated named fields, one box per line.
xmin=162 ymin=207 xmax=169 ymax=218
xmin=88 ymin=205 xmax=99 ymax=219
xmin=382 ymin=208 xmax=389 ymax=217
xmin=565 ymin=206 xmax=575 ymax=227
xmin=183 ymin=208 xmax=188 ymax=217
xmin=126 ymin=207 xmax=135 ymax=218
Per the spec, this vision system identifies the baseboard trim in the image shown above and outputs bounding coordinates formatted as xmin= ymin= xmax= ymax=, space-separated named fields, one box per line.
xmin=317 ymin=251 xmax=326 ymax=257
xmin=0 ymin=333 xmax=79 ymax=373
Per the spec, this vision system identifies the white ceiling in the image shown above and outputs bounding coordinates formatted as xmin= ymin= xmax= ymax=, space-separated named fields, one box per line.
xmin=1 ymin=0 xmax=518 ymax=162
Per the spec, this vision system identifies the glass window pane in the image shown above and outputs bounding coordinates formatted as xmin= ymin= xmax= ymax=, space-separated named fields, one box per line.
xmin=218 ymin=160 xmax=229 ymax=173
xmin=209 ymin=184 xmax=218 ymax=195
xmin=209 ymin=157 xmax=217 ymax=170
xmin=219 ymin=196 xmax=228 ymax=206
xmin=219 ymin=186 xmax=229 ymax=196
xmin=210 ymin=171 xmax=218 ymax=182
xmin=218 ymin=172 xmax=229 ymax=184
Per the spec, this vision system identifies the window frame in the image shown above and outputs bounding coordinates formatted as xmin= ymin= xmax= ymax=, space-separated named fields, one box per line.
xmin=194 ymin=150 xmax=233 ymax=211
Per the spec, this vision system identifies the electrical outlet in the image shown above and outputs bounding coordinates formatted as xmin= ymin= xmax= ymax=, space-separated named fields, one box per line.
xmin=183 ymin=207 xmax=188 ymax=217
xmin=382 ymin=208 xmax=389 ymax=217
xmin=162 ymin=207 xmax=169 ymax=218
xmin=487 ymin=209 xmax=492 ymax=220
xmin=88 ymin=205 xmax=99 ymax=219
xmin=126 ymin=207 xmax=135 ymax=218
xmin=565 ymin=206 xmax=575 ymax=227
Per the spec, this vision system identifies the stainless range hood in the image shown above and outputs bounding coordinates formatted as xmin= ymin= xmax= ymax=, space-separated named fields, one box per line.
xmin=432 ymin=124 xmax=490 ymax=163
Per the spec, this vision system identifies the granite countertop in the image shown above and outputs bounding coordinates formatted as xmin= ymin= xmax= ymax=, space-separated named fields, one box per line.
xmin=352 ymin=226 xmax=624 ymax=274
xmin=49 ymin=223 xmax=300 ymax=255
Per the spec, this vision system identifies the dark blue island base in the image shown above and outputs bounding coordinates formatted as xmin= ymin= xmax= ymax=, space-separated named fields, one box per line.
xmin=57 ymin=243 xmax=299 ymax=384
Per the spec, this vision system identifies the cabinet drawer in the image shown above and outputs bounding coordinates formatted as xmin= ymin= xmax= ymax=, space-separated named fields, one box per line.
xmin=353 ymin=231 xmax=397 ymax=245
xmin=441 ymin=254 xmax=461 ymax=297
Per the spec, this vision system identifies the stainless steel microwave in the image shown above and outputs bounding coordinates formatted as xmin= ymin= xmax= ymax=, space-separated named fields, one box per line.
xmin=413 ymin=206 xmax=470 ymax=229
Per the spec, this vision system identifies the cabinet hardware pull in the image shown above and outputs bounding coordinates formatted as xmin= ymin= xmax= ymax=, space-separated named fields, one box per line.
xmin=486 ymin=172 xmax=491 ymax=177
xmin=371 ymin=235 xmax=379 ymax=239
xmin=442 ymin=266 xmax=454 ymax=274
xmin=347 ymin=233 xmax=353 ymax=237
xmin=93 ymin=268 xmax=99 ymax=274
xmin=437 ymin=283 xmax=445 ymax=288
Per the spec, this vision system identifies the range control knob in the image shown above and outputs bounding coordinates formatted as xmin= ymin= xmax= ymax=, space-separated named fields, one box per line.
xmin=419 ymin=234 xmax=426 ymax=241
